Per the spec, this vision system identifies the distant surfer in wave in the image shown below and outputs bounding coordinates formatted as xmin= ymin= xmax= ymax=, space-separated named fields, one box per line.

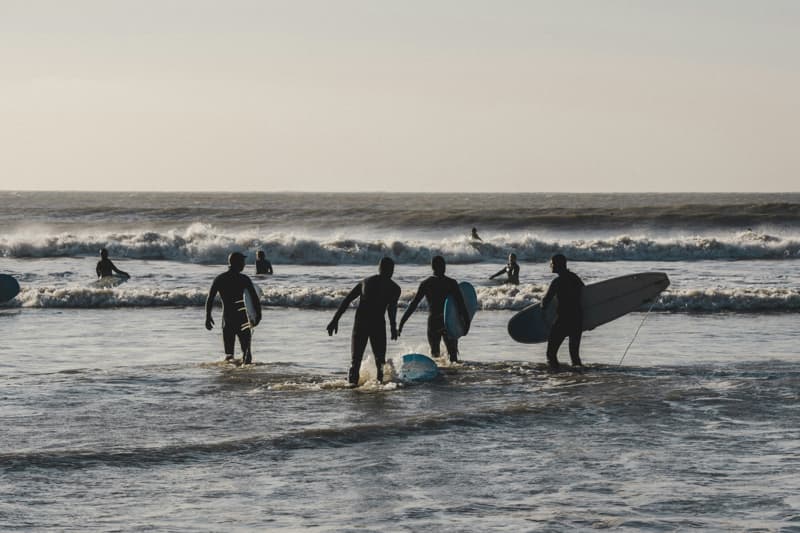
xmin=398 ymin=255 xmax=470 ymax=363
xmin=205 ymin=252 xmax=262 ymax=364
xmin=541 ymin=254 xmax=584 ymax=371
xmin=96 ymin=248 xmax=130 ymax=279
xmin=471 ymin=227 xmax=482 ymax=242
xmin=255 ymin=250 xmax=273 ymax=275
xmin=490 ymin=253 xmax=520 ymax=285
xmin=327 ymin=257 xmax=401 ymax=387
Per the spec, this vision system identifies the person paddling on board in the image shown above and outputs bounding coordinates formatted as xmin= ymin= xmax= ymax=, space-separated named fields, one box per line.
xmin=96 ymin=248 xmax=130 ymax=279
xmin=205 ymin=252 xmax=262 ymax=364
xmin=398 ymin=255 xmax=470 ymax=363
xmin=490 ymin=253 xmax=520 ymax=285
xmin=327 ymin=257 xmax=401 ymax=387
xmin=541 ymin=254 xmax=584 ymax=371
xmin=255 ymin=250 xmax=273 ymax=275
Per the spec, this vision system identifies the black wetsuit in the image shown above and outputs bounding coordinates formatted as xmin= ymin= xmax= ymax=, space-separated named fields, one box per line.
xmin=493 ymin=261 xmax=520 ymax=284
xmin=205 ymin=269 xmax=262 ymax=363
xmin=542 ymin=269 xmax=584 ymax=369
xmin=255 ymin=259 xmax=273 ymax=275
xmin=332 ymin=274 xmax=401 ymax=385
xmin=401 ymin=275 xmax=469 ymax=362
xmin=96 ymin=258 xmax=126 ymax=278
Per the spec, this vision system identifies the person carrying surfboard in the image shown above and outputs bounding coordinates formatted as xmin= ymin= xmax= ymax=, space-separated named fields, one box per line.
xmin=326 ymin=257 xmax=401 ymax=387
xmin=205 ymin=252 xmax=262 ymax=364
xmin=541 ymin=254 xmax=584 ymax=371
xmin=490 ymin=253 xmax=520 ymax=285
xmin=96 ymin=248 xmax=130 ymax=279
xmin=398 ymin=255 xmax=470 ymax=363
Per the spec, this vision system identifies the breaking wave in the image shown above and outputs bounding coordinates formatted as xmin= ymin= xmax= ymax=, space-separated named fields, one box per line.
xmin=1 ymin=224 xmax=799 ymax=264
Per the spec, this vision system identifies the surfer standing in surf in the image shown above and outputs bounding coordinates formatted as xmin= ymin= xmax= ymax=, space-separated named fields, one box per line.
xmin=205 ymin=252 xmax=262 ymax=364
xmin=327 ymin=257 xmax=401 ymax=387
xmin=398 ymin=255 xmax=470 ymax=363
xmin=255 ymin=250 xmax=273 ymax=275
xmin=490 ymin=253 xmax=520 ymax=285
xmin=96 ymin=248 xmax=130 ymax=279
xmin=541 ymin=254 xmax=584 ymax=371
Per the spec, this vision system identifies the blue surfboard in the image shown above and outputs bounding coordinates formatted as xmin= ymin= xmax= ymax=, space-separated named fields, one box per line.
xmin=398 ymin=353 xmax=440 ymax=383
xmin=444 ymin=282 xmax=478 ymax=339
xmin=0 ymin=274 xmax=20 ymax=303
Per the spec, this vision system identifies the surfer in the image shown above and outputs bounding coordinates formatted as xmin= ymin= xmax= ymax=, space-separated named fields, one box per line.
xmin=541 ymin=254 xmax=584 ymax=371
xmin=490 ymin=253 xmax=520 ymax=285
xmin=96 ymin=248 xmax=130 ymax=279
xmin=205 ymin=252 xmax=262 ymax=364
xmin=471 ymin=227 xmax=482 ymax=242
xmin=398 ymin=255 xmax=470 ymax=362
xmin=255 ymin=250 xmax=273 ymax=275
xmin=327 ymin=257 xmax=401 ymax=387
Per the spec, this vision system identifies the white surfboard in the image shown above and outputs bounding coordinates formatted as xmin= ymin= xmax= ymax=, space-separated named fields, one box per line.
xmin=242 ymin=287 xmax=260 ymax=329
xmin=508 ymin=272 xmax=670 ymax=344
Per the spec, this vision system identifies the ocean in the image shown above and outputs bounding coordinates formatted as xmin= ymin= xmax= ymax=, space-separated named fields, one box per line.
xmin=1 ymin=192 xmax=799 ymax=531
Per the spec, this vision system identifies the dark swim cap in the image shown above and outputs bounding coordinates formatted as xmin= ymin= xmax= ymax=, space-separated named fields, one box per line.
xmin=551 ymin=254 xmax=567 ymax=269
xmin=228 ymin=252 xmax=246 ymax=266
xmin=379 ymin=256 xmax=395 ymax=276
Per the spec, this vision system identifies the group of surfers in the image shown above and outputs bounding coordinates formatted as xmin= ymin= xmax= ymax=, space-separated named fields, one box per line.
xmin=97 ymin=245 xmax=584 ymax=386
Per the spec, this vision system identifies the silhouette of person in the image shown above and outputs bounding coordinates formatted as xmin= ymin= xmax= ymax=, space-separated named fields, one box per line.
xmin=255 ymin=250 xmax=273 ymax=275
xmin=327 ymin=257 xmax=401 ymax=386
xmin=398 ymin=255 xmax=470 ymax=362
xmin=541 ymin=254 xmax=584 ymax=371
xmin=490 ymin=253 xmax=520 ymax=285
xmin=205 ymin=252 xmax=262 ymax=364
xmin=471 ymin=227 xmax=482 ymax=242
xmin=96 ymin=248 xmax=129 ymax=278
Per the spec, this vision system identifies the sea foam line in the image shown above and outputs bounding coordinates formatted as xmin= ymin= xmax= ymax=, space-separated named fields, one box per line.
xmin=1 ymin=224 xmax=800 ymax=263
xmin=6 ymin=285 xmax=800 ymax=312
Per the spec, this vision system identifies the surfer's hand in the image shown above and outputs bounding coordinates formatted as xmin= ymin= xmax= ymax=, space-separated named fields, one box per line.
xmin=254 ymin=314 xmax=261 ymax=327
xmin=390 ymin=325 xmax=398 ymax=340
xmin=205 ymin=316 xmax=214 ymax=330
xmin=327 ymin=320 xmax=338 ymax=336
xmin=397 ymin=324 xmax=403 ymax=337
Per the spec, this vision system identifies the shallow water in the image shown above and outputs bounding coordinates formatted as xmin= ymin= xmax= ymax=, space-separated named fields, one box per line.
xmin=1 ymin=308 xmax=799 ymax=531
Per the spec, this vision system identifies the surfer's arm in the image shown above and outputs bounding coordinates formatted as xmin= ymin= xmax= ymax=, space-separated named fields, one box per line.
xmin=388 ymin=285 xmax=401 ymax=340
xmin=96 ymin=261 xmax=102 ymax=278
xmin=489 ymin=266 xmax=507 ymax=279
xmin=266 ymin=262 xmax=273 ymax=275
xmin=205 ymin=280 xmax=219 ymax=329
xmin=327 ymin=284 xmax=361 ymax=335
xmin=110 ymin=261 xmax=129 ymax=278
xmin=454 ymin=285 xmax=471 ymax=334
xmin=541 ymin=279 xmax=558 ymax=309
xmin=398 ymin=283 xmax=425 ymax=334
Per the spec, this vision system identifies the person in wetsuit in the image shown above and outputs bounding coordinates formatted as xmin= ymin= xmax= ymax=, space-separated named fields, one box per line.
xmin=96 ymin=248 xmax=130 ymax=279
xmin=541 ymin=254 xmax=584 ymax=371
xmin=205 ymin=252 xmax=262 ymax=364
xmin=327 ymin=257 xmax=401 ymax=386
xmin=471 ymin=227 xmax=482 ymax=242
xmin=255 ymin=250 xmax=273 ymax=275
xmin=398 ymin=255 xmax=470 ymax=362
xmin=490 ymin=253 xmax=520 ymax=285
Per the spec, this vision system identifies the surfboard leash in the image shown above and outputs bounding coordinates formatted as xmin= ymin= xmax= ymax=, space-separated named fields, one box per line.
xmin=616 ymin=298 xmax=658 ymax=366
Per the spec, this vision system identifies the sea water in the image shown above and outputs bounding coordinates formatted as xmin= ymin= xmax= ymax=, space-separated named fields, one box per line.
xmin=1 ymin=192 xmax=799 ymax=531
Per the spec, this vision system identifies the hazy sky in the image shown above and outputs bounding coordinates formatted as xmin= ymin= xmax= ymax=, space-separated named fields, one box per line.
xmin=1 ymin=1 xmax=798 ymax=192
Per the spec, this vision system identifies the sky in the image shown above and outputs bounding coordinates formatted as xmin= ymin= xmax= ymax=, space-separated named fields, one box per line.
xmin=1 ymin=0 xmax=798 ymax=192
